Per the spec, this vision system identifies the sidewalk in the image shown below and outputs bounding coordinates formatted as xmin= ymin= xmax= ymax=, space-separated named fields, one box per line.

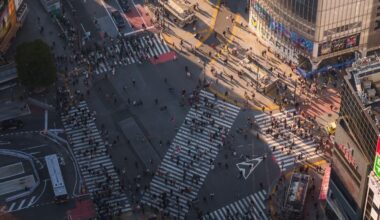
xmin=158 ymin=1 xmax=342 ymax=120
xmin=157 ymin=1 xmax=280 ymax=111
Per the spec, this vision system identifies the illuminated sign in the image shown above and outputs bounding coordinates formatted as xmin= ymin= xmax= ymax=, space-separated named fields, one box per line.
xmin=377 ymin=136 xmax=380 ymax=155
xmin=318 ymin=34 xmax=360 ymax=56
xmin=374 ymin=155 xmax=380 ymax=178
xmin=374 ymin=136 xmax=380 ymax=178
xmin=319 ymin=166 xmax=331 ymax=200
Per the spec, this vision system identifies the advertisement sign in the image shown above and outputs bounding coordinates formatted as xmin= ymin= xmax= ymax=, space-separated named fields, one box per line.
xmin=318 ymin=34 xmax=360 ymax=56
xmin=0 ymin=0 xmax=11 ymax=42
xmin=319 ymin=166 xmax=331 ymax=200
xmin=374 ymin=155 xmax=380 ymax=178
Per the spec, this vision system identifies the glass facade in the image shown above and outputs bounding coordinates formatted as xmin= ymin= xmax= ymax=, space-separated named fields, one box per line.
xmin=250 ymin=0 xmax=315 ymax=54
xmin=277 ymin=0 xmax=318 ymax=24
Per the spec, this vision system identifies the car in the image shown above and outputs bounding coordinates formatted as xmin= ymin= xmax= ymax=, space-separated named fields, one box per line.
xmin=111 ymin=11 xmax=126 ymax=28
xmin=118 ymin=0 xmax=130 ymax=13
xmin=0 ymin=119 xmax=24 ymax=131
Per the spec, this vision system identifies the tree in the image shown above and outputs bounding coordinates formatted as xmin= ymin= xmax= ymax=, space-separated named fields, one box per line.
xmin=15 ymin=39 xmax=56 ymax=89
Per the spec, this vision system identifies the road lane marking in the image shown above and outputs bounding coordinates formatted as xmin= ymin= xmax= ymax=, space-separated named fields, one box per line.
xmin=27 ymin=196 xmax=36 ymax=207
xmin=16 ymin=199 xmax=26 ymax=211
xmin=8 ymin=203 xmax=16 ymax=212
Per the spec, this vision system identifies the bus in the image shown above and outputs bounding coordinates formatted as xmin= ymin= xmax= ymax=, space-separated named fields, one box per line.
xmin=45 ymin=154 xmax=68 ymax=203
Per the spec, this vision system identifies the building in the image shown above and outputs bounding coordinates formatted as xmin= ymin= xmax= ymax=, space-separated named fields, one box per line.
xmin=39 ymin=0 xmax=61 ymax=15
xmin=0 ymin=0 xmax=28 ymax=54
xmin=363 ymin=157 xmax=380 ymax=220
xmin=248 ymin=0 xmax=380 ymax=71
xmin=325 ymin=56 xmax=380 ymax=219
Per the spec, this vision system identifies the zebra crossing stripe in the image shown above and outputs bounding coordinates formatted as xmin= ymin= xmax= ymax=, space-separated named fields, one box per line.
xmin=145 ymin=36 xmax=159 ymax=56
xmin=203 ymin=190 xmax=268 ymax=220
xmin=155 ymin=33 xmax=170 ymax=52
xmin=90 ymin=34 xmax=173 ymax=74
xmin=16 ymin=199 xmax=26 ymax=211
xmin=141 ymin=90 xmax=240 ymax=219
xmin=61 ymin=101 xmax=131 ymax=215
xmin=255 ymin=110 xmax=321 ymax=171
xmin=8 ymin=202 xmax=16 ymax=212
xmin=26 ymin=196 xmax=36 ymax=207
xmin=152 ymin=35 xmax=166 ymax=54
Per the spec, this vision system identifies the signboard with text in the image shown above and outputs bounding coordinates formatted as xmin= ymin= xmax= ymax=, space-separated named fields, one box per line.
xmin=319 ymin=166 xmax=331 ymax=200
xmin=318 ymin=34 xmax=360 ymax=56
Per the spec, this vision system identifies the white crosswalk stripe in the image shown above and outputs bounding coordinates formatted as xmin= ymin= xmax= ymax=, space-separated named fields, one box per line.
xmin=61 ymin=101 xmax=131 ymax=216
xmin=3 ymin=196 xmax=37 ymax=213
xmin=141 ymin=90 xmax=240 ymax=220
xmin=89 ymin=33 xmax=171 ymax=74
xmin=202 ymin=190 xmax=268 ymax=220
xmin=254 ymin=109 xmax=322 ymax=171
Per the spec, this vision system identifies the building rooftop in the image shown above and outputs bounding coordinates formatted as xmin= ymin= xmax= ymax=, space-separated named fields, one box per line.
xmin=346 ymin=56 xmax=380 ymax=130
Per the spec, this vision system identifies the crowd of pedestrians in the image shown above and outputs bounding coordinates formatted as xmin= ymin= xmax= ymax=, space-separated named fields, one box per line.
xmin=140 ymin=89 xmax=240 ymax=220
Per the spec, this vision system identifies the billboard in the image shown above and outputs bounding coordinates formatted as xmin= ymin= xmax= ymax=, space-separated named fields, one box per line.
xmin=319 ymin=166 xmax=331 ymax=200
xmin=318 ymin=34 xmax=360 ymax=56
xmin=0 ymin=0 xmax=11 ymax=43
xmin=374 ymin=136 xmax=380 ymax=178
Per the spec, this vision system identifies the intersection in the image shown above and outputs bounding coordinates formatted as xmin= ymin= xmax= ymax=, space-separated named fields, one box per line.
xmin=0 ymin=0 xmax=336 ymax=219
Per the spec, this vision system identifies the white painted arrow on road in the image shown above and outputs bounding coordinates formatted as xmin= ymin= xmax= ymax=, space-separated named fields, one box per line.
xmin=236 ymin=157 xmax=263 ymax=180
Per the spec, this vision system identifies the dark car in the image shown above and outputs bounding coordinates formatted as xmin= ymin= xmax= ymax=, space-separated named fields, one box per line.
xmin=118 ymin=0 xmax=130 ymax=13
xmin=0 ymin=119 xmax=24 ymax=131
xmin=111 ymin=11 xmax=126 ymax=28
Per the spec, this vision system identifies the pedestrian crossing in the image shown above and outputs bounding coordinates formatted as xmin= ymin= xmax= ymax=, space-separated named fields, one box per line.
xmin=87 ymin=33 xmax=171 ymax=75
xmin=202 ymin=190 xmax=268 ymax=220
xmin=141 ymin=90 xmax=240 ymax=219
xmin=254 ymin=109 xmax=321 ymax=172
xmin=61 ymin=101 xmax=131 ymax=216
xmin=1 ymin=196 xmax=36 ymax=213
